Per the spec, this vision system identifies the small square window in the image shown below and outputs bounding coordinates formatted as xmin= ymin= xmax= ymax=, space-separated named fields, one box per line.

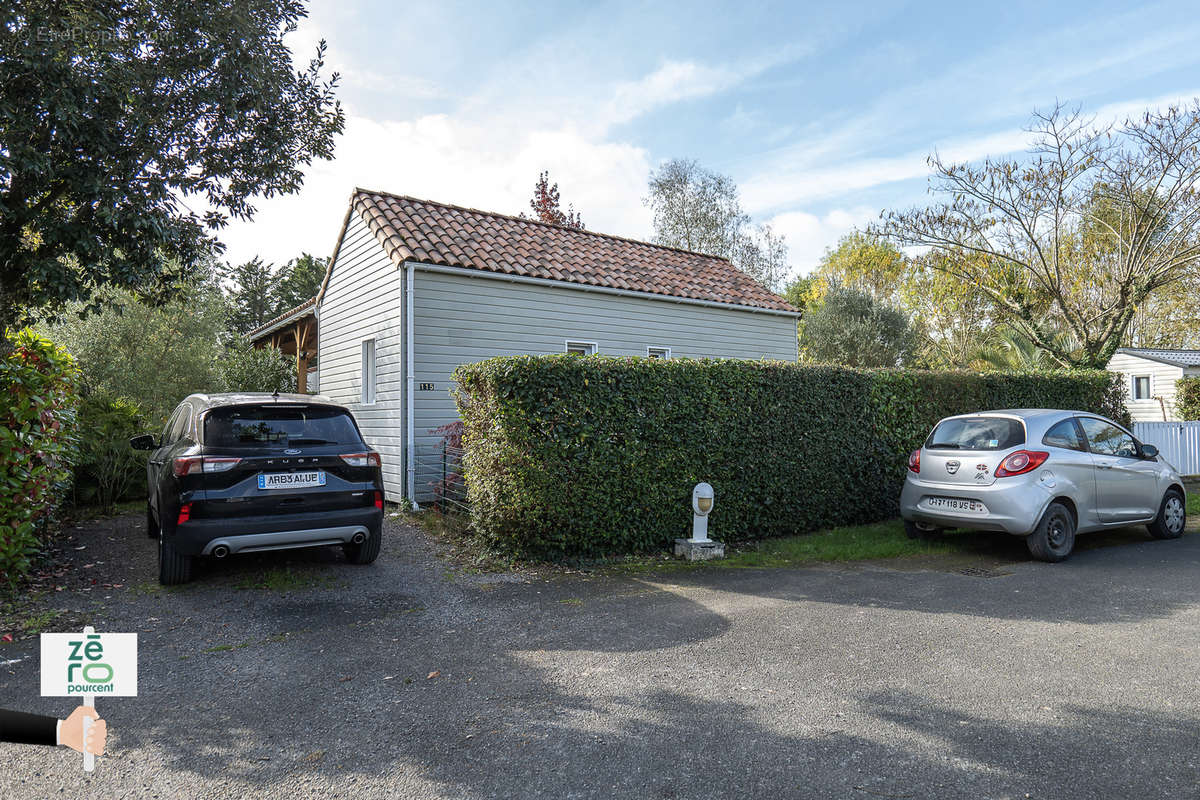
xmin=647 ymin=346 xmax=671 ymax=359
xmin=1132 ymin=375 xmax=1151 ymax=400
xmin=565 ymin=340 xmax=597 ymax=356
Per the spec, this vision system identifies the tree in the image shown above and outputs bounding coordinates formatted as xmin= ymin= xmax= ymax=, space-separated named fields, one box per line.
xmin=217 ymin=342 xmax=296 ymax=394
xmin=798 ymin=284 xmax=920 ymax=368
xmin=224 ymin=257 xmax=278 ymax=334
xmin=644 ymin=158 xmax=791 ymax=289
xmin=877 ymin=102 xmax=1200 ymax=369
xmin=813 ymin=232 xmax=908 ymax=304
xmin=274 ymin=253 xmax=327 ymax=311
xmin=522 ymin=171 xmax=584 ymax=229
xmin=814 ymin=233 xmax=995 ymax=368
xmin=971 ymin=325 xmax=1079 ymax=372
xmin=0 ymin=1 xmax=344 ymax=346
xmin=42 ymin=262 xmax=227 ymax=424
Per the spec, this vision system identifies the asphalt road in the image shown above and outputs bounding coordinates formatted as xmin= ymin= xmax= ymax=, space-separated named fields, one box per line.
xmin=1 ymin=513 xmax=1198 ymax=799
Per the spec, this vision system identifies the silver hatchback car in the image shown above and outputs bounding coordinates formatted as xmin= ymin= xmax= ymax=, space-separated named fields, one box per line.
xmin=900 ymin=409 xmax=1186 ymax=562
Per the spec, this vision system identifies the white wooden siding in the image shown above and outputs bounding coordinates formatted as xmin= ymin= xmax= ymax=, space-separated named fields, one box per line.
xmin=1107 ymin=353 xmax=1186 ymax=422
xmin=408 ymin=267 xmax=798 ymax=499
xmin=316 ymin=214 xmax=406 ymax=498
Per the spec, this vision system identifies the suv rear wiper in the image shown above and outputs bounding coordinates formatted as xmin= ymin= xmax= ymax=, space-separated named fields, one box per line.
xmin=285 ymin=438 xmax=333 ymax=445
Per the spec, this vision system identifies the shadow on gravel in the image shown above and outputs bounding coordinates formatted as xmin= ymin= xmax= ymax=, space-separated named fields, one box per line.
xmin=7 ymin=514 xmax=1198 ymax=799
xmin=649 ymin=532 xmax=1200 ymax=626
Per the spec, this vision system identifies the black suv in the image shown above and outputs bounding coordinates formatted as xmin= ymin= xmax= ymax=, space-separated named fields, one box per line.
xmin=131 ymin=393 xmax=385 ymax=584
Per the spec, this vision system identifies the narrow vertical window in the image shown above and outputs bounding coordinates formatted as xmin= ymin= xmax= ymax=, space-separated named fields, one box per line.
xmin=361 ymin=338 xmax=376 ymax=404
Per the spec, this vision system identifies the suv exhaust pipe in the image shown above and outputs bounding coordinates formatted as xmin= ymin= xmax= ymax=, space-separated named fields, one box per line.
xmin=212 ymin=544 xmax=230 ymax=558
xmin=350 ymin=531 xmax=366 ymax=545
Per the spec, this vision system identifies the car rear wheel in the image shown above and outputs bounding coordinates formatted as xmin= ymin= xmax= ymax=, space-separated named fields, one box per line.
xmin=158 ymin=528 xmax=194 ymax=585
xmin=1148 ymin=489 xmax=1186 ymax=540
xmin=1026 ymin=502 xmax=1075 ymax=562
xmin=343 ymin=526 xmax=382 ymax=565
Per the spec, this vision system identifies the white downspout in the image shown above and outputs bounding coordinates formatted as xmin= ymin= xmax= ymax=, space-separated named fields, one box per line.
xmin=406 ymin=262 xmax=419 ymax=510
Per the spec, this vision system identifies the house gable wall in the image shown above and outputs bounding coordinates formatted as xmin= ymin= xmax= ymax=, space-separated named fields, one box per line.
xmin=316 ymin=213 xmax=406 ymax=496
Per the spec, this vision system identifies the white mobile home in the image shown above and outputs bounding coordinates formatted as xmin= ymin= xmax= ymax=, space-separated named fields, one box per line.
xmin=314 ymin=189 xmax=800 ymax=502
xmin=1107 ymin=348 xmax=1200 ymax=422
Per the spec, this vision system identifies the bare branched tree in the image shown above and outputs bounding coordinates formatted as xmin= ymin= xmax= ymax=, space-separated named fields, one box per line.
xmin=645 ymin=158 xmax=791 ymax=291
xmin=875 ymin=101 xmax=1200 ymax=368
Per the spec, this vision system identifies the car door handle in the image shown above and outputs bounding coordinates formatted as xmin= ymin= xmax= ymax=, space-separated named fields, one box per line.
xmin=1096 ymin=463 xmax=1113 ymax=469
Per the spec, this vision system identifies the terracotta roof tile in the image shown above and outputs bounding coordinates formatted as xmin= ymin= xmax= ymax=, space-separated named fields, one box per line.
xmin=347 ymin=189 xmax=797 ymax=313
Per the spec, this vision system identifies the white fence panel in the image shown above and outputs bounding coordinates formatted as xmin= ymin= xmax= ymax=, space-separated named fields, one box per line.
xmin=1133 ymin=422 xmax=1200 ymax=476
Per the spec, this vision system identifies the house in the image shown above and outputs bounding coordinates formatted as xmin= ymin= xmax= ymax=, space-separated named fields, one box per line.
xmin=248 ymin=298 xmax=318 ymax=392
xmin=313 ymin=188 xmax=800 ymax=503
xmin=1107 ymin=348 xmax=1200 ymax=422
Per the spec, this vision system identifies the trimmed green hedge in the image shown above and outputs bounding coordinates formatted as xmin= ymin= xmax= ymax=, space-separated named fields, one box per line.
xmin=453 ymin=357 xmax=1128 ymax=560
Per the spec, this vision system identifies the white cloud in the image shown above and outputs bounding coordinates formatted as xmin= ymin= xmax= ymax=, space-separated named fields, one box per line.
xmin=767 ymin=206 xmax=879 ymax=279
xmin=217 ymin=114 xmax=654 ymax=267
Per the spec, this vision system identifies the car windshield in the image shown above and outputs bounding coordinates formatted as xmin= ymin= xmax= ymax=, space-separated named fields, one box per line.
xmin=204 ymin=405 xmax=362 ymax=449
xmin=925 ymin=416 xmax=1025 ymax=451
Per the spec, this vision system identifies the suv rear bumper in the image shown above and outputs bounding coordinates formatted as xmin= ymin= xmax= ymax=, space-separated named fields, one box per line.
xmin=171 ymin=507 xmax=382 ymax=556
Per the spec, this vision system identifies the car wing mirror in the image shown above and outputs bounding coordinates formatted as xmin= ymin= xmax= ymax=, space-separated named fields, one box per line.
xmin=129 ymin=434 xmax=158 ymax=451
xmin=1140 ymin=443 xmax=1159 ymax=459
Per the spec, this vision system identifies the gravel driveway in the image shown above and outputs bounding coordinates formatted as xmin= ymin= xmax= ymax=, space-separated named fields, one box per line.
xmin=1 ymin=512 xmax=1198 ymax=799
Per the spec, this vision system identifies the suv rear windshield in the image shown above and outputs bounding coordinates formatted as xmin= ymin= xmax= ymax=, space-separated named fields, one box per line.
xmin=925 ymin=416 xmax=1025 ymax=451
xmin=204 ymin=405 xmax=363 ymax=449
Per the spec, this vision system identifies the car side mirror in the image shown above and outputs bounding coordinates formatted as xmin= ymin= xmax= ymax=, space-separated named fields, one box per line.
xmin=1140 ymin=443 xmax=1159 ymax=459
xmin=129 ymin=434 xmax=158 ymax=451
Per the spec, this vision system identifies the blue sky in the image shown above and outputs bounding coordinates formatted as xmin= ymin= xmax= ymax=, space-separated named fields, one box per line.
xmin=220 ymin=0 xmax=1200 ymax=281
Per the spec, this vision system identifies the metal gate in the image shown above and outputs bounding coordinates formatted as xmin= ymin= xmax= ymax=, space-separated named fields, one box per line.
xmin=1133 ymin=422 xmax=1200 ymax=476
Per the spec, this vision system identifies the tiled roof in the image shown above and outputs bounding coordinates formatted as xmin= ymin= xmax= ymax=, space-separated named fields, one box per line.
xmin=1115 ymin=348 xmax=1200 ymax=367
xmin=247 ymin=296 xmax=317 ymax=341
xmin=342 ymin=189 xmax=797 ymax=313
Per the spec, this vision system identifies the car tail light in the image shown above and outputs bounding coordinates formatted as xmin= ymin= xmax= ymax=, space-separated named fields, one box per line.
xmin=177 ymin=503 xmax=192 ymax=525
xmin=341 ymin=452 xmax=381 ymax=468
xmin=995 ymin=450 xmax=1049 ymax=477
xmin=173 ymin=456 xmax=241 ymax=476
xmin=907 ymin=449 xmax=921 ymax=473
xmin=374 ymin=491 xmax=384 ymax=510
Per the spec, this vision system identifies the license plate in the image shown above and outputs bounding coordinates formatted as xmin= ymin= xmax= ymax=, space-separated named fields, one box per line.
xmin=257 ymin=471 xmax=325 ymax=490
xmin=925 ymin=496 xmax=986 ymax=514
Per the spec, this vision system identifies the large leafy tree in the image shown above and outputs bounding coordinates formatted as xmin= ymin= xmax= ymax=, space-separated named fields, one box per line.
xmin=0 ymin=0 xmax=344 ymax=346
xmin=877 ymin=102 xmax=1200 ymax=369
xmin=798 ymin=284 xmax=920 ymax=368
xmin=273 ymin=252 xmax=327 ymax=311
xmin=42 ymin=259 xmax=228 ymax=424
xmin=813 ymin=233 xmax=995 ymax=368
xmin=223 ymin=257 xmax=277 ymax=333
xmin=644 ymin=158 xmax=791 ymax=290
xmin=521 ymin=171 xmax=584 ymax=229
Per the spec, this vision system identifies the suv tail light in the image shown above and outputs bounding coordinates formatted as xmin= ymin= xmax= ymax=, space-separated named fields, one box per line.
xmin=341 ymin=452 xmax=381 ymax=468
xmin=995 ymin=450 xmax=1049 ymax=478
xmin=173 ymin=456 xmax=242 ymax=477
xmin=907 ymin=449 xmax=921 ymax=473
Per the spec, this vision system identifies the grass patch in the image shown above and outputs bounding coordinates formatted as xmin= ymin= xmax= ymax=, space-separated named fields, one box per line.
xmin=610 ymin=519 xmax=955 ymax=574
xmin=18 ymin=609 xmax=64 ymax=636
xmin=233 ymin=566 xmax=340 ymax=592
xmin=1187 ymin=492 xmax=1200 ymax=517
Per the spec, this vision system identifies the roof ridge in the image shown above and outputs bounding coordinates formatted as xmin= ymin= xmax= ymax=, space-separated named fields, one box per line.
xmin=352 ymin=187 xmax=736 ymax=264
